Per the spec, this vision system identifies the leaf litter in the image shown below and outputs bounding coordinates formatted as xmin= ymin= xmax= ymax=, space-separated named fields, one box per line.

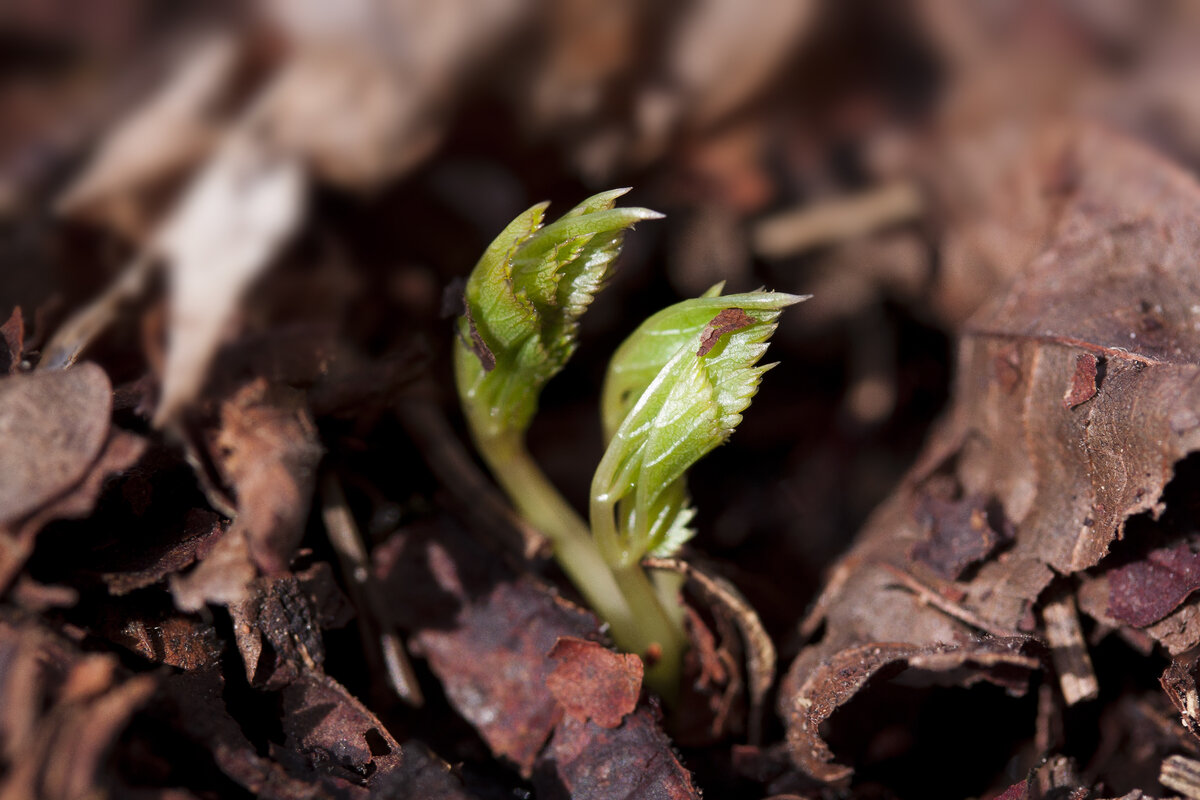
xmin=13 ymin=3 xmax=1200 ymax=798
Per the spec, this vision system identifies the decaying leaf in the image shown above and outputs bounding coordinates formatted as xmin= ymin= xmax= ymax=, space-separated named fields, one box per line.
xmin=0 ymin=362 xmax=112 ymax=523
xmin=546 ymin=637 xmax=643 ymax=729
xmin=171 ymin=380 xmax=322 ymax=611
xmin=784 ymin=640 xmax=1038 ymax=783
xmin=782 ymin=122 xmax=1200 ymax=781
xmin=374 ymin=518 xmax=597 ymax=776
xmin=375 ymin=517 xmax=698 ymax=794
xmin=0 ymin=618 xmax=158 ymax=800
xmin=0 ymin=363 xmax=146 ymax=592
xmin=535 ymin=707 xmax=702 ymax=800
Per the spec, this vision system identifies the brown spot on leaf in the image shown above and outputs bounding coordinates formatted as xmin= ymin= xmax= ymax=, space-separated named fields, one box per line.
xmin=910 ymin=492 xmax=1014 ymax=580
xmin=547 ymin=637 xmax=642 ymax=729
xmin=1108 ymin=541 xmax=1200 ymax=627
xmin=1062 ymin=352 xmax=1100 ymax=408
xmin=697 ymin=307 xmax=755 ymax=356
xmin=462 ymin=299 xmax=496 ymax=371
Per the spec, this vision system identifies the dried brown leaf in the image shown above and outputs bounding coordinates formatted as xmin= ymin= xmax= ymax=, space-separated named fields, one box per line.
xmin=172 ymin=380 xmax=321 ymax=611
xmin=782 ymin=121 xmax=1200 ymax=782
xmin=784 ymin=640 xmax=1038 ymax=783
xmin=1108 ymin=540 xmax=1200 ymax=628
xmin=0 ymin=362 xmax=112 ymax=524
xmin=547 ymin=637 xmax=642 ymax=729
xmin=535 ymin=707 xmax=701 ymax=800
xmin=374 ymin=519 xmax=596 ymax=776
xmin=212 ymin=380 xmax=322 ymax=575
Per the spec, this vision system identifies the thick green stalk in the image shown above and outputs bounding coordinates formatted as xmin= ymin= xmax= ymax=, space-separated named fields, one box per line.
xmin=590 ymin=492 xmax=687 ymax=700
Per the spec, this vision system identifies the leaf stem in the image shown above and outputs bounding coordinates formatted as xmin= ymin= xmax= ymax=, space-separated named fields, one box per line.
xmin=590 ymin=492 xmax=687 ymax=700
xmin=478 ymin=425 xmax=685 ymax=700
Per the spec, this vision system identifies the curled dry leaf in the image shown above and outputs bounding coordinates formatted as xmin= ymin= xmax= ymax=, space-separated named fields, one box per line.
xmin=162 ymin=669 xmax=471 ymax=799
xmin=785 ymin=641 xmax=1037 ymax=784
xmin=171 ymin=380 xmax=322 ymax=611
xmin=783 ymin=122 xmax=1200 ymax=781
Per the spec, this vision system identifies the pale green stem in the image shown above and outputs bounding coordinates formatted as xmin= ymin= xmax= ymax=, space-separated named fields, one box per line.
xmin=589 ymin=493 xmax=687 ymax=701
xmin=611 ymin=560 xmax=686 ymax=704
xmin=474 ymin=429 xmax=634 ymax=649
xmin=466 ymin=415 xmax=688 ymax=702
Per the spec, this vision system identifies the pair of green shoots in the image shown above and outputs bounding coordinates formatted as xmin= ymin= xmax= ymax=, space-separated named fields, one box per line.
xmin=453 ymin=189 xmax=804 ymax=700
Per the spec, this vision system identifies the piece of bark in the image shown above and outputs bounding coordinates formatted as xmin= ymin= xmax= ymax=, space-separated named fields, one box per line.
xmin=99 ymin=508 xmax=224 ymax=595
xmin=229 ymin=573 xmax=326 ymax=689
xmin=1041 ymin=586 xmax=1099 ymax=705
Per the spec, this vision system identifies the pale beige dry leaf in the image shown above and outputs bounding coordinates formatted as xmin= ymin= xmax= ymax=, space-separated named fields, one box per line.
xmin=259 ymin=0 xmax=530 ymax=189
xmin=665 ymin=0 xmax=816 ymax=130
xmin=152 ymin=134 xmax=306 ymax=426
xmin=56 ymin=35 xmax=240 ymax=239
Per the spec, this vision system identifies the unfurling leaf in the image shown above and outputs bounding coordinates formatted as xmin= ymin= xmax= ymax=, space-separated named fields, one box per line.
xmin=592 ymin=288 xmax=806 ymax=565
xmin=454 ymin=189 xmax=663 ymax=439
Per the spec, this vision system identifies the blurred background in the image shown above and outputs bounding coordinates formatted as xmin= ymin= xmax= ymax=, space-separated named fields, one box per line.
xmin=5 ymin=2 xmax=1200 ymax=779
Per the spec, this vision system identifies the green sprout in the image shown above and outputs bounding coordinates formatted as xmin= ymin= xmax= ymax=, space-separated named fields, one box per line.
xmin=454 ymin=189 xmax=804 ymax=699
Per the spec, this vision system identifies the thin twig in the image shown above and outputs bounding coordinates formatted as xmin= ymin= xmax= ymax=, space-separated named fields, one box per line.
xmin=880 ymin=562 xmax=1022 ymax=639
xmin=645 ymin=556 xmax=775 ymax=746
xmin=39 ymin=251 xmax=157 ymax=370
xmin=753 ymin=180 xmax=923 ymax=258
xmin=321 ymin=472 xmax=423 ymax=707
xmin=396 ymin=398 xmax=550 ymax=561
xmin=1041 ymin=585 xmax=1099 ymax=705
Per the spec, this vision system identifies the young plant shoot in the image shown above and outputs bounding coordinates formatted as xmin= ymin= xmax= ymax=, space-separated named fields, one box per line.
xmin=454 ymin=189 xmax=805 ymax=699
